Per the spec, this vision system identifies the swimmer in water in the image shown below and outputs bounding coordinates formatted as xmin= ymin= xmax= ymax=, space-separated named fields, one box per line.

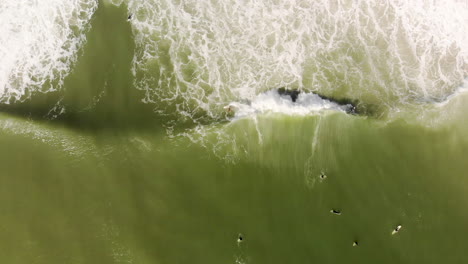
xmin=330 ymin=209 xmax=341 ymax=215
xmin=237 ymin=234 xmax=243 ymax=244
xmin=392 ymin=224 xmax=402 ymax=235
xmin=319 ymin=172 xmax=327 ymax=180
xmin=224 ymin=104 xmax=236 ymax=113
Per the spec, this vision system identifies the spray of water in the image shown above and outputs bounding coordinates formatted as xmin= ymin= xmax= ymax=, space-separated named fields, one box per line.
xmin=0 ymin=0 xmax=97 ymax=104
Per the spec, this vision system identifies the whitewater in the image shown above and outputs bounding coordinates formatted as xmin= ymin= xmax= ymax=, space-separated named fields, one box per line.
xmin=0 ymin=0 xmax=467 ymax=123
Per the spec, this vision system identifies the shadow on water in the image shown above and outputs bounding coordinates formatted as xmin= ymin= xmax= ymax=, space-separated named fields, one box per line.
xmin=0 ymin=1 xmax=169 ymax=132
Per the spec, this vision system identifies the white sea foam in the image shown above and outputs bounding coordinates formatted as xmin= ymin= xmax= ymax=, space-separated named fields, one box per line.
xmin=0 ymin=0 xmax=97 ymax=103
xmin=123 ymin=0 xmax=468 ymax=121
xmin=434 ymin=78 xmax=468 ymax=107
xmin=225 ymin=90 xmax=352 ymax=119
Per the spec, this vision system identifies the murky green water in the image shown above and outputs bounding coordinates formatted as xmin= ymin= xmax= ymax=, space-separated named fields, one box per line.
xmin=1 ymin=1 xmax=468 ymax=263
xmin=2 ymin=110 xmax=468 ymax=263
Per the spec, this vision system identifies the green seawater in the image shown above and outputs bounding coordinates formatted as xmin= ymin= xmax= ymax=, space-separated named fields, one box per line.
xmin=1 ymin=2 xmax=468 ymax=264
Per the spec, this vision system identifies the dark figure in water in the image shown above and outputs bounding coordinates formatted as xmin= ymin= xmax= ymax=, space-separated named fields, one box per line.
xmin=319 ymin=171 xmax=327 ymax=179
xmin=330 ymin=209 xmax=341 ymax=215
xmin=127 ymin=14 xmax=133 ymax=20
xmin=392 ymin=224 xmax=402 ymax=235
xmin=277 ymin=87 xmax=301 ymax=102
xmin=237 ymin=234 xmax=243 ymax=243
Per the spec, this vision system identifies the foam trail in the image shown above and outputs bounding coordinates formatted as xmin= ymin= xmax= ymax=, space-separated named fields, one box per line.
xmin=0 ymin=0 xmax=97 ymax=103
xmin=125 ymin=0 xmax=468 ymax=123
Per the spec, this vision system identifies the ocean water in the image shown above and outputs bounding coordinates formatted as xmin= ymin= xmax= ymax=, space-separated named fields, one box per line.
xmin=1 ymin=0 xmax=468 ymax=263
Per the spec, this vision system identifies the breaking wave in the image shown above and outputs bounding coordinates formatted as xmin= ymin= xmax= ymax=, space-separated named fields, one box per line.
xmin=224 ymin=90 xmax=353 ymax=119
